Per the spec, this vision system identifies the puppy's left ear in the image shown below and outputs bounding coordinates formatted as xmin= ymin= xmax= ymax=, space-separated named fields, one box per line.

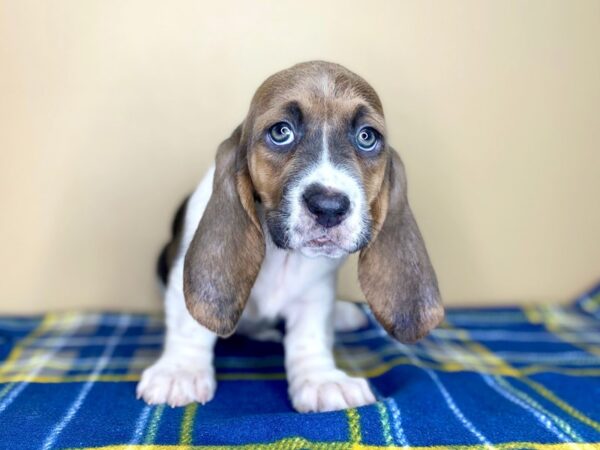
xmin=183 ymin=127 xmax=265 ymax=337
xmin=358 ymin=149 xmax=444 ymax=343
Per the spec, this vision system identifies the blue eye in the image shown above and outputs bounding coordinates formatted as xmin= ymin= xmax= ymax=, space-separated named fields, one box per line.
xmin=268 ymin=122 xmax=295 ymax=146
xmin=356 ymin=127 xmax=379 ymax=152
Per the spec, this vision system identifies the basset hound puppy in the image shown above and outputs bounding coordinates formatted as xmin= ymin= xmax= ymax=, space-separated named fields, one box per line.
xmin=137 ymin=61 xmax=443 ymax=413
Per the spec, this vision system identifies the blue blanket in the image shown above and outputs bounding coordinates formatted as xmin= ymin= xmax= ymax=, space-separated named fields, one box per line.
xmin=0 ymin=283 xmax=599 ymax=449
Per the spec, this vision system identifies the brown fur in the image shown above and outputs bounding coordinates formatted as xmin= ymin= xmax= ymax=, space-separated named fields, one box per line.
xmin=183 ymin=127 xmax=265 ymax=337
xmin=359 ymin=151 xmax=444 ymax=342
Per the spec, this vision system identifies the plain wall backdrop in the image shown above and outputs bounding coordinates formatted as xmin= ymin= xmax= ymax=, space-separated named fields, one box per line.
xmin=1 ymin=0 xmax=599 ymax=313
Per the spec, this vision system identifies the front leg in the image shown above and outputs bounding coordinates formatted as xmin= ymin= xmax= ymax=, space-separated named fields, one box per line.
xmin=137 ymin=264 xmax=218 ymax=407
xmin=282 ymin=277 xmax=375 ymax=413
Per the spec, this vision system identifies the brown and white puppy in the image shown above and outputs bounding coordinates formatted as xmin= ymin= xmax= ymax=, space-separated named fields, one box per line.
xmin=137 ymin=61 xmax=443 ymax=412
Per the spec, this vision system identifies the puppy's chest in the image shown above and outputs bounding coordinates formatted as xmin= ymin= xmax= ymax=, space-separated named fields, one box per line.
xmin=245 ymin=247 xmax=337 ymax=321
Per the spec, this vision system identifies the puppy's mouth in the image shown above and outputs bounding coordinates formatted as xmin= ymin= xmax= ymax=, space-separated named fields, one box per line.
xmin=300 ymin=235 xmax=347 ymax=258
xmin=265 ymin=205 xmax=371 ymax=256
xmin=301 ymin=233 xmax=364 ymax=258
xmin=306 ymin=236 xmax=336 ymax=247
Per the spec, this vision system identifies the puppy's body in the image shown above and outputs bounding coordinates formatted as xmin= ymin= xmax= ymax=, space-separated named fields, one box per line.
xmin=139 ymin=165 xmax=372 ymax=412
xmin=137 ymin=61 xmax=443 ymax=412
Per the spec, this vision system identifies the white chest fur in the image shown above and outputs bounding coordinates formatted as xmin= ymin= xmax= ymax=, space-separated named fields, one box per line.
xmin=246 ymin=239 xmax=344 ymax=321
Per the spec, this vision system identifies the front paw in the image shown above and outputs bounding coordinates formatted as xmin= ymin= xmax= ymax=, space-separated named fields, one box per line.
xmin=136 ymin=359 xmax=216 ymax=407
xmin=289 ymin=369 xmax=376 ymax=413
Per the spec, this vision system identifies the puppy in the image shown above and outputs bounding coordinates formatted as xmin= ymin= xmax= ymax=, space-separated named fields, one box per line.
xmin=137 ymin=61 xmax=443 ymax=413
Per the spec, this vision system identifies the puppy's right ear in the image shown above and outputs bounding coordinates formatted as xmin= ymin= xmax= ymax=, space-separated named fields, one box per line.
xmin=183 ymin=127 xmax=265 ymax=337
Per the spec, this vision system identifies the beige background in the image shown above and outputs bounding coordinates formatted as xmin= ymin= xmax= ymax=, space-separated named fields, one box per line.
xmin=1 ymin=0 xmax=599 ymax=314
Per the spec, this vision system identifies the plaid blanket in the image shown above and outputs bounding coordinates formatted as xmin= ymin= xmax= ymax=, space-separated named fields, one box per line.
xmin=1 ymin=283 xmax=599 ymax=450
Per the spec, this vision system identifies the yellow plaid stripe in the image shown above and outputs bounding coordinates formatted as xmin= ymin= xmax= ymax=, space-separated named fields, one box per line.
xmin=144 ymin=405 xmax=166 ymax=445
xmin=346 ymin=408 xmax=362 ymax=444
xmin=180 ymin=403 xmax=198 ymax=446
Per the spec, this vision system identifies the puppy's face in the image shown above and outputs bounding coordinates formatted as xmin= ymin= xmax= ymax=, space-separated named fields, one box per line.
xmin=243 ymin=62 xmax=388 ymax=258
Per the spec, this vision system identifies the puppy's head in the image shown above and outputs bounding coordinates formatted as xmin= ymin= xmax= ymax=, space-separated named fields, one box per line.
xmin=184 ymin=61 xmax=443 ymax=342
xmin=243 ymin=61 xmax=386 ymax=258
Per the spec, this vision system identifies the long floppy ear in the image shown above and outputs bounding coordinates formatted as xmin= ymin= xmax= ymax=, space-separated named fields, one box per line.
xmin=183 ymin=127 xmax=265 ymax=337
xmin=359 ymin=149 xmax=444 ymax=343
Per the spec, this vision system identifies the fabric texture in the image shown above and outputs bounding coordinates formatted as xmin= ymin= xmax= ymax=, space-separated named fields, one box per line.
xmin=0 ymin=283 xmax=599 ymax=449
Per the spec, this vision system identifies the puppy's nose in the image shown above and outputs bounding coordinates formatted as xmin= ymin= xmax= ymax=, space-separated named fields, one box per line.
xmin=302 ymin=185 xmax=350 ymax=228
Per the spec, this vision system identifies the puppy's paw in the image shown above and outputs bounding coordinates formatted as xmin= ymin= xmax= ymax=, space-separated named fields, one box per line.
xmin=289 ymin=370 xmax=376 ymax=413
xmin=136 ymin=360 xmax=216 ymax=407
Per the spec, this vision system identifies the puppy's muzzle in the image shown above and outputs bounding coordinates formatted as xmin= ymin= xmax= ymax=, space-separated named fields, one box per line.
xmin=302 ymin=184 xmax=351 ymax=228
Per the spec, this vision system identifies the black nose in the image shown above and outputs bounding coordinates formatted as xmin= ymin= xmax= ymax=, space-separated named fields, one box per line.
xmin=302 ymin=185 xmax=351 ymax=228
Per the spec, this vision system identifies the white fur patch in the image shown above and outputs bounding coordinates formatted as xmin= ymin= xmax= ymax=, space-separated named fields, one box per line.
xmin=319 ymin=73 xmax=334 ymax=97
xmin=286 ymin=123 xmax=369 ymax=256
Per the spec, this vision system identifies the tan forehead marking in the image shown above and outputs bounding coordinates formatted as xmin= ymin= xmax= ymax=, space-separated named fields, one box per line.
xmin=319 ymin=72 xmax=335 ymax=98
